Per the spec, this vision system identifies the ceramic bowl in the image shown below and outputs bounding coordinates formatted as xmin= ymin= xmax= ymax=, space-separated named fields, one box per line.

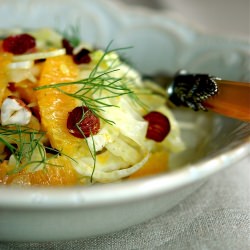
xmin=0 ymin=0 xmax=249 ymax=241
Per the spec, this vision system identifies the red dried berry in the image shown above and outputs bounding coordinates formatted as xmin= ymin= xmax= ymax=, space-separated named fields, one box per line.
xmin=7 ymin=82 xmax=16 ymax=92
xmin=73 ymin=48 xmax=91 ymax=64
xmin=62 ymin=38 xmax=74 ymax=55
xmin=2 ymin=33 xmax=36 ymax=55
xmin=143 ymin=111 xmax=170 ymax=142
xmin=67 ymin=106 xmax=100 ymax=138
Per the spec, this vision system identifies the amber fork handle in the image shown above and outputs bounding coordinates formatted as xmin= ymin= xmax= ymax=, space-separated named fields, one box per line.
xmin=166 ymin=71 xmax=250 ymax=122
xmin=201 ymin=79 xmax=250 ymax=122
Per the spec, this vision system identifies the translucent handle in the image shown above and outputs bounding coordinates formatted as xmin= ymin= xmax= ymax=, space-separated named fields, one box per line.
xmin=202 ymin=80 xmax=250 ymax=122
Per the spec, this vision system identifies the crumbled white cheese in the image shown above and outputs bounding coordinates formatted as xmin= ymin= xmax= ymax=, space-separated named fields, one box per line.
xmin=86 ymin=127 xmax=117 ymax=153
xmin=0 ymin=96 xmax=32 ymax=126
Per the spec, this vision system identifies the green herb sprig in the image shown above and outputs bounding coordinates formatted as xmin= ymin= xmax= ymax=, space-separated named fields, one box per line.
xmin=61 ymin=24 xmax=81 ymax=48
xmin=35 ymin=42 xmax=140 ymax=125
xmin=0 ymin=125 xmax=63 ymax=174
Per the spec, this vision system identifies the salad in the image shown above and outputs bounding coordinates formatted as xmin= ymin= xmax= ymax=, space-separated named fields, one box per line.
xmin=0 ymin=28 xmax=185 ymax=186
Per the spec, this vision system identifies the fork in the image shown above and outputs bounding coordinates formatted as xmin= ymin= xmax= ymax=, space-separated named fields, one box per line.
xmin=146 ymin=70 xmax=250 ymax=122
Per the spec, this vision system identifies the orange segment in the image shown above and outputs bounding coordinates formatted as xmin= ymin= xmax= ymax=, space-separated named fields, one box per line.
xmin=16 ymin=79 xmax=38 ymax=104
xmin=36 ymin=55 xmax=85 ymax=156
xmin=15 ymin=79 xmax=40 ymax=119
xmin=0 ymin=156 xmax=78 ymax=186
xmin=128 ymin=151 xmax=168 ymax=179
xmin=0 ymin=53 xmax=12 ymax=104
xmin=2 ymin=87 xmax=12 ymax=100
xmin=28 ymin=156 xmax=78 ymax=185
xmin=0 ymin=161 xmax=8 ymax=184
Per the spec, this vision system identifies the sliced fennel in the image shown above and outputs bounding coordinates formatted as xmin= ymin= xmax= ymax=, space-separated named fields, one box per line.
xmin=13 ymin=48 xmax=66 ymax=62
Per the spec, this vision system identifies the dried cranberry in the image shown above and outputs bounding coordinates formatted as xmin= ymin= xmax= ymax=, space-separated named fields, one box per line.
xmin=67 ymin=106 xmax=100 ymax=138
xmin=143 ymin=111 xmax=170 ymax=142
xmin=62 ymin=38 xmax=74 ymax=55
xmin=3 ymin=33 xmax=36 ymax=55
xmin=7 ymin=82 xmax=16 ymax=92
xmin=73 ymin=48 xmax=91 ymax=64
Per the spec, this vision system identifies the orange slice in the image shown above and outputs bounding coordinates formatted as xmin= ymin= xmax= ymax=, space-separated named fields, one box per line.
xmin=36 ymin=55 xmax=86 ymax=156
xmin=16 ymin=79 xmax=37 ymax=105
xmin=0 ymin=52 xmax=12 ymax=105
xmin=0 ymin=161 xmax=8 ymax=184
xmin=0 ymin=157 xmax=78 ymax=186
xmin=28 ymin=156 xmax=78 ymax=185
xmin=15 ymin=79 xmax=40 ymax=119
xmin=128 ymin=151 xmax=168 ymax=179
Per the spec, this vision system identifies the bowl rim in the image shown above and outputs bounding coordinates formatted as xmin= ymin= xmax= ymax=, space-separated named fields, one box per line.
xmin=0 ymin=137 xmax=249 ymax=209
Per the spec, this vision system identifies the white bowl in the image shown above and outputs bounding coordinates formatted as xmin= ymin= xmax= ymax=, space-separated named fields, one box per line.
xmin=0 ymin=0 xmax=249 ymax=242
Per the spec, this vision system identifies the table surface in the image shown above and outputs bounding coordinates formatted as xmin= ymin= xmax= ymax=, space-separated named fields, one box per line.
xmin=1 ymin=1 xmax=250 ymax=249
